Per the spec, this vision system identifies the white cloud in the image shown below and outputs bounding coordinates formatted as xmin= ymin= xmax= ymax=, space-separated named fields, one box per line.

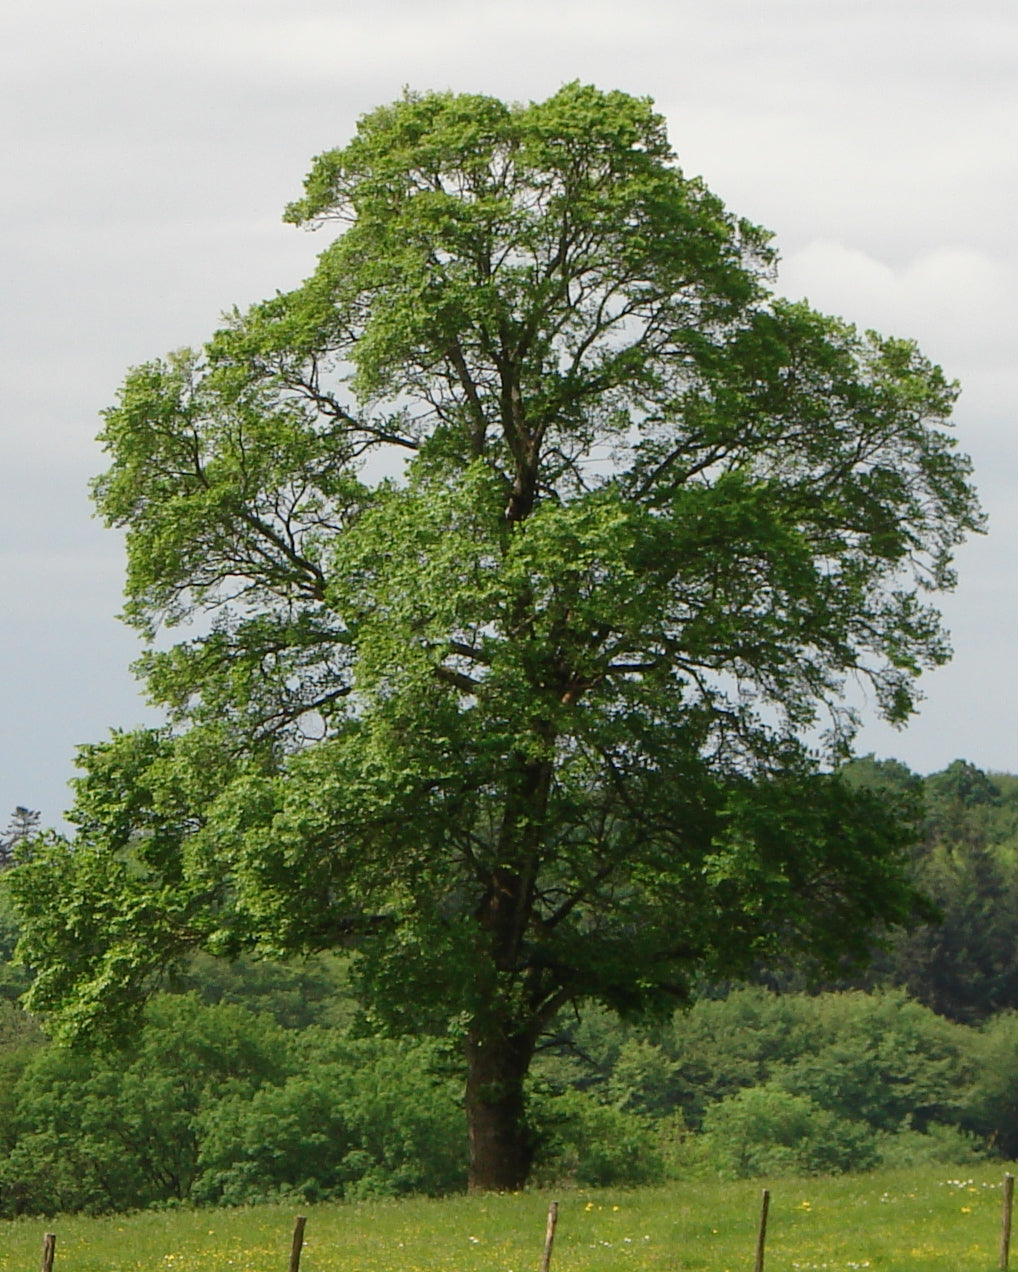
xmin=779 ymin=241 xmax=1014 ymax=366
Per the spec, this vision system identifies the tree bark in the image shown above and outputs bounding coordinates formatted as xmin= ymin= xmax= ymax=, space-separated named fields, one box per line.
xmin=465 ymin=1023 xmax=536 ymax=1191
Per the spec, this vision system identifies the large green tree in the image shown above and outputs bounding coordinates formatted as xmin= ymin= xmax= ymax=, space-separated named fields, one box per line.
xmin=12 ymin=85 xmax=981 ymax=1190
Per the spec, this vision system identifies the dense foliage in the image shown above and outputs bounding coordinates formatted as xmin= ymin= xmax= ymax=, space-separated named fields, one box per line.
xmin=9 ymin=757 xmax=1018 ymax=1213
xmin=9 ymin=742 xmax=1018 ymax=1211
xmin=846 ymin=759 xmax=1018 ymax=1022
xmin=0 ymin=966 xmax=1009 ymax=1216
xmin=0 ymin=961 xmax=468 ymax=1216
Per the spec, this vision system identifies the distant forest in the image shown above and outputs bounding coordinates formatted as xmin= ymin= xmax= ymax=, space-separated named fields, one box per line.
xmin=3 ymin=755 xmax=1018 ymax=1214
xmin=835 ymin=756 xmax=1018 ymax=1022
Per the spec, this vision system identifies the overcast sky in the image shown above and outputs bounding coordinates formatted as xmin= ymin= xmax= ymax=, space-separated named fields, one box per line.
xmin=2 ymin=0 xmax=1016 ymax=827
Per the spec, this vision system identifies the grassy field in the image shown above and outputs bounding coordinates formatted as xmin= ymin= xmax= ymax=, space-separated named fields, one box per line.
xmin=0 ymin=1164 xmax=1014 ymax=1272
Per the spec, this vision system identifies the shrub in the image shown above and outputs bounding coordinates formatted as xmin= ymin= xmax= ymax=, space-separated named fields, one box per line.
xmin=700 ymin=1083 xmax=879 ymax=1178
xmin=774 ymin=991 xmax=971 ymax=1132
xmin=875 ymin=1121 xmax=987 ymax=1168
xmin=194 ymin=1033 xmax=466 ymax=1204
xmin=964 ymin=1011 xmax=1018 ymax=1155
xmin=531 ymin=1087 xmax=665 ymax=1186
xmin=0 ymin=994 xmax=290 ymax=1216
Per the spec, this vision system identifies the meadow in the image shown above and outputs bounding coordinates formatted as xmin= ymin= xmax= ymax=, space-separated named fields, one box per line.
xmin=1 ymin=1164 xmax=1014 ymax=1272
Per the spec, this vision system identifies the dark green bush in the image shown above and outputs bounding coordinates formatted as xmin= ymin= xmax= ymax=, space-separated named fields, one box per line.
xmin=0 ymin=994 xmax=288 ymax=1215
xmin=194 ymin=1032 xmax=465 ymax=1205
xmin=700 ymin=1084 xmax=879 ymax=1178
xmin=531 ymin=1087 xmax=665 ymax=1186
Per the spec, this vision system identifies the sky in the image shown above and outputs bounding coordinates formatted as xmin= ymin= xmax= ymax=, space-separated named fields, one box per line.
xmin=2 ymin=0 xmax=1016 ymax=828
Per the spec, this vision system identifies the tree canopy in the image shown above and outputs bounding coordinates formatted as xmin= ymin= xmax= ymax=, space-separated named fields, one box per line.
xmin=11 ymin=84 xmax=982 ymax=1190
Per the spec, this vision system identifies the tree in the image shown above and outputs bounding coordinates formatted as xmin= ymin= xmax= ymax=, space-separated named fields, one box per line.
xmin=11 ymin=85 xmax=982 ymax=1190
xmin=0 ymin=808 xmax=39 ymax=870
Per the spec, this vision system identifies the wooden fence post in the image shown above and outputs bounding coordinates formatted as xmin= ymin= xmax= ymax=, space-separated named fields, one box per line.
xmin=289 ymin=1215 xmax=307 ymax=1272
xmin=1001 ymin=1173 xmax=1015 ymax=1271
xmin=40 ymin=1233 xmax=56 ymax=1272
xmin=539 ymin=1200 xmax=559 ymax=1272
xmin=754 ymin=1189 xmax=770 ymax=1272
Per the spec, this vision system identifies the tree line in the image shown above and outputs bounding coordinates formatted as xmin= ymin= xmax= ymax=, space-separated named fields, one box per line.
xmin=0 ymin=970 xmax=1010 ymax=1216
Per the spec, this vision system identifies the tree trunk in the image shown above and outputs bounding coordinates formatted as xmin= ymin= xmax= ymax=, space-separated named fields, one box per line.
xmin=465 ymin=1024 xmax=535 ymax=1191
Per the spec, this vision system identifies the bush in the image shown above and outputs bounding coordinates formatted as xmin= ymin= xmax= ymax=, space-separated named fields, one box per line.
xmin=0 ymin=994 xmax=290 ymax=1216
xmin=876 ymin=1122 xmax=987 ymax=1169
xmin=194 ymin=1032 xmax=466 ymax=1204
xmin=964 ymin=1012 xmax=1018 ymax=1156
xmin=774 ymin=991 xmax=971 ymax=1132
xmin=659 ymin=988 xmax=973 ymax=1140
xmin=531 ymin=1087 xmax=665 ymax=1186
xmin=700 ymin=1084 xmax=879 ymax=1178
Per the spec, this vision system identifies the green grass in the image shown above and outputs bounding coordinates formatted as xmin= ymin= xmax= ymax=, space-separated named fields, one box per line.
xmin=0 ymin=1165 xmax=1014 ymax=1272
